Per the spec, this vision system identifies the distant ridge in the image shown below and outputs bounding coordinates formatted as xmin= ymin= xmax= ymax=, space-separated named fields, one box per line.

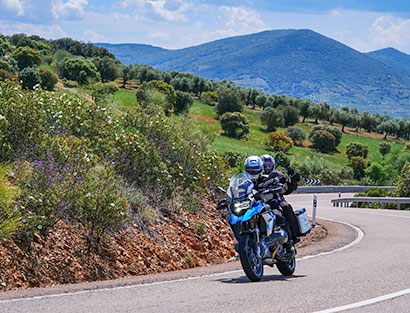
xmin=97 ymin=43 xmax=166 ymax=66
xmin=97 ymin=29 xmax=410 ymax=117
xmin=366 ymin=47 xmax=410 ymax=76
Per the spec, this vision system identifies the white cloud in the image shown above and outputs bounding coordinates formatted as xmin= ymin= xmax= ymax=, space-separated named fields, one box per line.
xmin=0 ymin=21 xmax=66 ymax=38
xmin=219 ymin=6 xmax=265 ymax=30
xmin=82 ymin=30 xmax=106 ymax=42
xmin=148 ymin=31 xmax=170 ymax=41
xmin=120 ymin=0 xmax=193 ymax=22
xmin=112 ymin=12 xmax=132 ymax=20
xmin=1 ymin=0 xmax=24 ymax=16
xmin=371 ymin=15 xmax=410 ymax=47
xmin=52 ymin=0 xmax=88 ymax=20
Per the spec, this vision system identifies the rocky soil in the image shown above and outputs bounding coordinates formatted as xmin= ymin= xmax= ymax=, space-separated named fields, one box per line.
xmin=0 ymin=201 xmax=326 ymax=292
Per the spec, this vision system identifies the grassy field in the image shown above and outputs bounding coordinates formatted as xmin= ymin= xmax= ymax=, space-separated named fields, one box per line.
xmin=76 ymin=87 xmax=406 ymax=172
xmin=189 ymin=101 xmax=406 ymax=171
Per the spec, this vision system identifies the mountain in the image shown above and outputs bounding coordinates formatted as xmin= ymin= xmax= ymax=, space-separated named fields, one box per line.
xmin=97 ymin=43 xmax=166 ymax=66
xmin=97 ymin=30 xmax=410 ymax=117
xmin=366 ymin=47 xmax=410 ymax=76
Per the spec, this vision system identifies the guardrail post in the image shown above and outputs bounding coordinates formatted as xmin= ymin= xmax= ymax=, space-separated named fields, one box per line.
xmin=312 ymin=195 xmax=317 ymax=228
xmin=398 ymin=203 xmax=401 ymax=210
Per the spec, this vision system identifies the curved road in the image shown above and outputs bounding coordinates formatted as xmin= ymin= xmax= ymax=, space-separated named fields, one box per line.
xmin=1 ymin=193 xmax=410 ymax=312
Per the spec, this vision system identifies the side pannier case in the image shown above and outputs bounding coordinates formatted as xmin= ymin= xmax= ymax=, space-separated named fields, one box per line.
xmin=294 ymin=208 xmax=311 ymax=236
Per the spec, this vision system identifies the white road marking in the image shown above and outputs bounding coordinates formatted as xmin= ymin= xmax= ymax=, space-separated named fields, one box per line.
xmin=299 ymin=217 xmax=364 ymax=261
xmin=0 ymin=217 xmax=364 ymax=304
xmin=314 ymin=288 xmax=410 ymax=313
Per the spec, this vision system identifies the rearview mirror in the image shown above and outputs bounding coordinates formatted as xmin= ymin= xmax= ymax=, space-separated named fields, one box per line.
xmin=215 ymin=187 xmax=226 ymax=194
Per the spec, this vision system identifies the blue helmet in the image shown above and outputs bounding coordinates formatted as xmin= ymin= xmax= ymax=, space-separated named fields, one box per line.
xmin=260 ymin=154 xmax=275 ymax=174
xmin=244 ymin=156 xmax=263 ymax=182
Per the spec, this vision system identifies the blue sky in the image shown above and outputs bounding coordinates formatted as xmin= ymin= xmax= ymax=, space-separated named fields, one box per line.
xmin=1 ymin=0 xmax=410 ymax=53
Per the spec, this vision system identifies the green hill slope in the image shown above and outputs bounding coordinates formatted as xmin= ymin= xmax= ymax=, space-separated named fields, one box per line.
xmin=97 ymin=29 xmax=410 ymax=118
xmin=366 ymin=47 xmax=410 ymax=76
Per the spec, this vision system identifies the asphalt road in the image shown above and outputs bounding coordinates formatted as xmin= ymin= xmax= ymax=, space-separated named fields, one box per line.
xmin=1 ymin=193 xmax=410 ymax=313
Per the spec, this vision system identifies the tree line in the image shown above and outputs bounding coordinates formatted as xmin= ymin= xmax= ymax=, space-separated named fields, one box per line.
xmin=2 ymin=32 xmax=410 ymax=142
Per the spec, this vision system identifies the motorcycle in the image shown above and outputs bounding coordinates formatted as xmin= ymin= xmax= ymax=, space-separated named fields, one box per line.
xmin=216 ymin=173 xmax=304 ymax=282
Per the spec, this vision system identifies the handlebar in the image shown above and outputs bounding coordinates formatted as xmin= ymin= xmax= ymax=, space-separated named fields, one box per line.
xmin=261 ymin=185 xmax=283 ymax=194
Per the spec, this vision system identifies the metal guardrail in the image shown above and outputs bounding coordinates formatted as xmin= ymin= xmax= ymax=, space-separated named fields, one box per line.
xmin=294 ymin=185 xmax=395 ymax=194
xmin=331 ymin=197 xmax=410 ymax=210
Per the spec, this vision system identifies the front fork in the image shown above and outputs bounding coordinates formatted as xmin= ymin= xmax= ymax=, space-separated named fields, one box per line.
xmin=254 ymin=228 xmax=262 ymax=259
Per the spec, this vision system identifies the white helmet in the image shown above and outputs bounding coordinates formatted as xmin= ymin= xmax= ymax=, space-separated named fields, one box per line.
xmin=244 ymin=156 xmax=263 ymax=182
xmin=260 ymin=154 xmax=275 ymax=174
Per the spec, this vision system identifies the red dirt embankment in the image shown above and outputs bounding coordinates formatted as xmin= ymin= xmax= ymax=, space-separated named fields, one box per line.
xmin=0 ymin=200 xmax=326 ymax=292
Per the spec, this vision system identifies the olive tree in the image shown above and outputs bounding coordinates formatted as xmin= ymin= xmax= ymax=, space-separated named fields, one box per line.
xmin=285 ymin=126 xmax=306 ymax=146
xmin=379 ymin=142 xmax=391 ymax=159
xmin=310 ymin=130 xmax=335 ymax=153
xmin=346 ymin=142 xmax=369 ymax=159
xmin=260 ymin=107 xmax=284 ymax=132
xmin=219 ymin=112 xmax=249 ymax=139
xmin=216 ymin=88 xmax=244 ymax=116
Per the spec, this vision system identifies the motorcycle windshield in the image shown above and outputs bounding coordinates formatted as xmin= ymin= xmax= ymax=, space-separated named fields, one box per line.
xmin=227 ymin=173 xmax=253 ymax=200
xmin=229 ymin=201 xmax=264 ymax=225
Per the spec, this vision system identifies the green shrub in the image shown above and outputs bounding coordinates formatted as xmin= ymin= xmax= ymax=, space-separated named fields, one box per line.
xmin=0 ymin=60 xmax=12 ymax=72
xmin=38 ymin=68 xmax=58 ymax=91
xmin=309 ymin=125 xmax=342 ymax=147
xmin=379 ymin=142 xmax=391 ymax=159
xmin=10 ymin=46 xmax=42 ymax=70
xmin=278 ymin=105 xmax=299 ymax=127
xmin=292 ymin=157 xmax=340 ymax=185
xmin=266 ymin=132 xmax=293 ymax=153
xmin=185 ymin=254 xmax=195 ymax=267
xmin=201 ymin=91 xmax=218 ymax=106
xmin=216 ymin=88 xmax=244 ymax=116
xmin=222 ymin=151 xmax=247 ymax=168
xmin=0 ymin=164 xmax=22 ymax=239
xmin=365 ymin=162 xmax=387 ymax=185
xmin=273 ymin=151 xmax=291 ymax=170
xmin=349 ymin=156 xmax=368 ymax=180
xmin=75 ymin=165 xmax=128 ymax=243
xmin=309 ymin=129 xmax=335 ymax=153
xmin=285 ymin=126 xmax=306 ymax=146
xmin=220 ymin=112 xmax=249 ymax=139
xmin=121 ymin=104 xmax=228 ymax=195
xmin=19 ymin=67 xmax=41 ymax=90
xmin=175 ymin=91 xmax=193 ymax=115
xmin=346 ymin=142 xmax=369 ymax=159
xmin=62 ymin=78 xmax=79 ymax=88
xmin=260 ymin=107 xmax=284 ymax=132
xmin=61 ymin=57 xmax=100 ymax=85
xmin=397 ymin=162 xmax=410 ymax=198
xmin=0 ymin=69 xmax=15 ymax=81
xmin=135 ymin=80 xmax=176 ymax=114
xmin=353 ymin=187 xmax=390 ymax=208
xmin=90 ymin=82 xmax=118 ymax=104
xmin=196 ymin=220 xmax=206 ymax=235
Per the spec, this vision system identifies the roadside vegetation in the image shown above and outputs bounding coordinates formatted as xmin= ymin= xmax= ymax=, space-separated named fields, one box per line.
xmin=1 ymin=31 xmax=410 ymax=247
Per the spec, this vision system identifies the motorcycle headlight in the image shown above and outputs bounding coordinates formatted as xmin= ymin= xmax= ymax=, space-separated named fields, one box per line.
xmin=232 ymin=201 xmax=250 ymax=215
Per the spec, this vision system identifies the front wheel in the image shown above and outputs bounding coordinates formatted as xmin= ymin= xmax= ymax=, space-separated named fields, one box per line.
xmin=238 ymin=234 xmax=263 ymax=282
xmin=276 ymin=251 xmax=296 ymax=276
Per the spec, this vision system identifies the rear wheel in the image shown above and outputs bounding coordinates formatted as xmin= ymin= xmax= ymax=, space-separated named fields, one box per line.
xmin=239 ymin=234 xmax=263 ymax=282
xmin=276 ymin=252 xmax=296 ymax=276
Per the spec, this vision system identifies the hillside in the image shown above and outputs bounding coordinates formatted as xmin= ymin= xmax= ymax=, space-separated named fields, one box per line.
xmin=366 ymin=47 xmax=410 ymax=76
xmin=97 ymin=29 xmax=410 ymax=118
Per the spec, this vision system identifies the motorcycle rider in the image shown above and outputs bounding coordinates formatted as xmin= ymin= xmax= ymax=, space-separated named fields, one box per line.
xmin=244 ymin=155 xmax=264 ymax=184
xmin=257 ymin=154 xmax=301 ymax=244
